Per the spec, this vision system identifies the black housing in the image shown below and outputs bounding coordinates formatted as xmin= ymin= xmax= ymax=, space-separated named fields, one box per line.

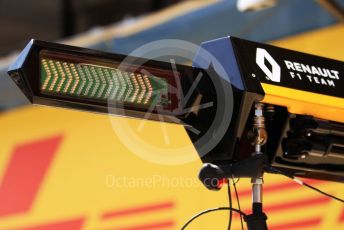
xmin=7 ymin=39 xmax=201 ymax=124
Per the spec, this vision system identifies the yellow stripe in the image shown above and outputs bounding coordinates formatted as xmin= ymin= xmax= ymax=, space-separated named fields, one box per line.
xmin=261 ymin=83 xmax=344 ymax=123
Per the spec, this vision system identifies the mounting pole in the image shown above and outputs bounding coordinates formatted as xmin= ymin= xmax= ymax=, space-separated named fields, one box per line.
xmin=244 ymin=103 xmax=268 ymax=230
xmin=198 ymin=102 xmax=270 ymax=229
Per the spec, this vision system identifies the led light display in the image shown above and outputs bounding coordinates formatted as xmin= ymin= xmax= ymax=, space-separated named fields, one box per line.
xmin=40 ymin=52 xmax=170 ymax=109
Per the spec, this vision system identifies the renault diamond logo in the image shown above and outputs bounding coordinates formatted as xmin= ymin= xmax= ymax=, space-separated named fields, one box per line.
xmin=256 ymin=48 xmax=281 ymax=83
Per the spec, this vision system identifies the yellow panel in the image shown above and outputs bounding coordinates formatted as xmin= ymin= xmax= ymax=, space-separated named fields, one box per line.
xmin=0 ymin=106 xmax=343 ymax=230
xmin=261 ymin=83 xmax=344 ymax=123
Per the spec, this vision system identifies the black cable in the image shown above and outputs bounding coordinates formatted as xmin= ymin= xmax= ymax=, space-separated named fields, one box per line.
xmin=268 ymin=166 xmax=344 ymax=203
xmin=227 ymin=181 xmax=233 ymax=230
xmin=233 ymin=177 xmax=240 ymax=184
xmin=181 ymin=207 xmax=247 ymax=230
xmin=232 ymin=176 xmax=244 ymax=230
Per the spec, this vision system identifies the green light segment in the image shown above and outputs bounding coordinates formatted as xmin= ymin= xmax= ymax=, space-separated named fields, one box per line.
xmin=40 ymin=58 xmax=169 ymax=107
